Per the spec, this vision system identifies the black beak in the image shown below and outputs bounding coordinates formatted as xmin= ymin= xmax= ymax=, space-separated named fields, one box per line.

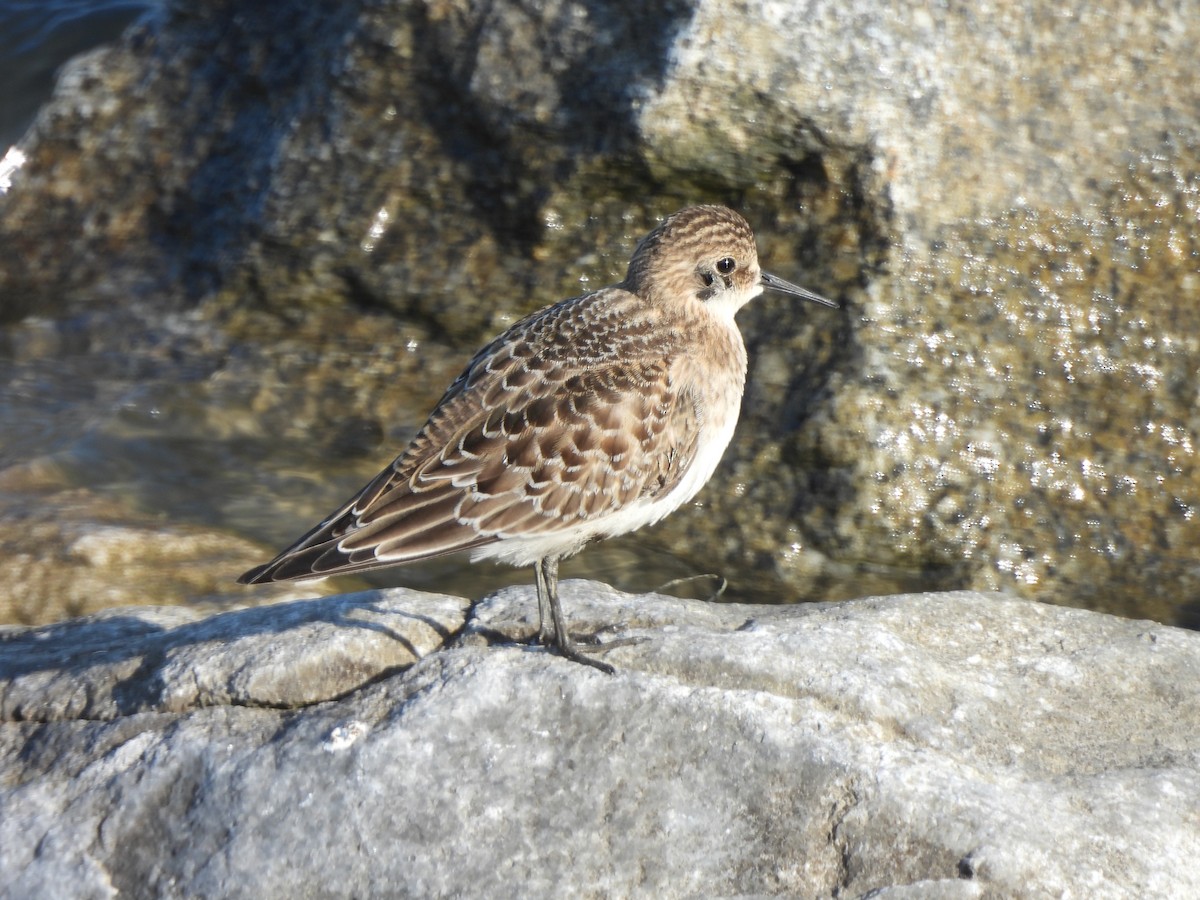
xmin=761 ymin=271 xmax=838 ymax=308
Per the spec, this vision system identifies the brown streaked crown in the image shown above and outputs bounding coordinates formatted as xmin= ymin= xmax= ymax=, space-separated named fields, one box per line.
xmin=623 ymin=205 xmax=761 ymax=304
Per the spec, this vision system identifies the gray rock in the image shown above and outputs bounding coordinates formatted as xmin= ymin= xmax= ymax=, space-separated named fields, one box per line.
xmin=0 ymin=587 xmax=469 ymax=721
xmin=3 ymin=583 xmax=1198 ymax=897
xmin=1 ymin=0 xmax=1198 ymax=624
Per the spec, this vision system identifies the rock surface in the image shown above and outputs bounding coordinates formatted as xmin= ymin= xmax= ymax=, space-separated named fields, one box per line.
xmin=0 ymin=587 xmax=469 ymax=721
xmin=0 ymin=0 xmax=1198 ymax=623
xmin=3 ymin=583 xmax=1198 ymax=898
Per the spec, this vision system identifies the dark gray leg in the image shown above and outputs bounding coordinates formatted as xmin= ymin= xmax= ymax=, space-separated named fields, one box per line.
xmin=534 ymin=558 xmax=555 ymax=645
xmin=534 ymin=556 xmax=615 ymax=675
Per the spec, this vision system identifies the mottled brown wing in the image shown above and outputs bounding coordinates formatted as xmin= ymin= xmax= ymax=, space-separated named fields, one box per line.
xmin=239 ymin=290 xmax=701 ymax=583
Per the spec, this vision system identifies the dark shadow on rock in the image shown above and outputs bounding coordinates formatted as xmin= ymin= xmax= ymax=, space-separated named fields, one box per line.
xmin=1 ymin=590 xmax=455 ymax=681
xmin=411 ymin=0 xmax=697 ymax=251
xmin=147 ymin=1 xmax=366 ymax=300
xmin=0 ymin=614 xmax=168 ymax=680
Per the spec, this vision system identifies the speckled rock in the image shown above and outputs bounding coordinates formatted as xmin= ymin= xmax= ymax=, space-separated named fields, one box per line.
xmin=0 ymin=0 xmax=1198 ymax=624
xmin=3 ymin=583 xmax=1199 ymax=897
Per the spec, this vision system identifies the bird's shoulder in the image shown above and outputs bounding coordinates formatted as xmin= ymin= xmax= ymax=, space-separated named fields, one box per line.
xmin=411 ymin=287 xmax=678 ymax=430
xmin=473 ymin=286 xmax=674 ymax=374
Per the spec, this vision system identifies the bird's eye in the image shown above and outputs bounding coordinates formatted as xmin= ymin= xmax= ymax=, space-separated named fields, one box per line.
xmin=716 ymin=257 xmax=736 ymax=275
xmin=700 ymin=272 xmax=715 ymax=287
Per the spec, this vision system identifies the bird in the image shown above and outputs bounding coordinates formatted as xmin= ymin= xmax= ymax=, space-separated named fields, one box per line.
xmin=239 ymin=205 xmax=836 ymax=673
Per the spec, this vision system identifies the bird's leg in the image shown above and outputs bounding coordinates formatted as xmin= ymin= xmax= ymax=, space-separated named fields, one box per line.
xmin=534 ymin=557 xmax=555 ymax=645
xmin=534 ymin=556 xmax=615 ymax=675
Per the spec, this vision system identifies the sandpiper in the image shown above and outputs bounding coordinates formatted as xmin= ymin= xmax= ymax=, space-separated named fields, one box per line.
xmin=239 ymin=205 xmax=836 ymax=672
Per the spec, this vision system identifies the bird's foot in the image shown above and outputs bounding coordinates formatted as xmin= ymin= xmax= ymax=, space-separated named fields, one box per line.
xmin=551 ymin=639 xmax=616 ymax=675
xmin=547 ymin=632 xmax=647 ymax=675
xmin=572 ymin=630 xmax=647 ymax=650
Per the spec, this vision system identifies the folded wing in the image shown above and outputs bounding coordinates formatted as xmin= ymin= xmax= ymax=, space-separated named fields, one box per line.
xmin=239 ymin=292 xmax=701 ymax=583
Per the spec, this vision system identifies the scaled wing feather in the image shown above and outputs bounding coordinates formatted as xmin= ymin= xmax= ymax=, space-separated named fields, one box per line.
xmin=239 ymin=291 xmax=704 ymax=583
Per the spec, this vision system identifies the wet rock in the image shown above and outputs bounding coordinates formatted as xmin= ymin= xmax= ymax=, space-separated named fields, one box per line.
xmin=0 ymin=0 xmax=1198 ymax=622
xmin=0 ymin=0 xmax=156 ymax=149
xmin=2 ymin=584 xmax=1198 ymax=897
xmin=0 ymin=464 xmax=346 ymax=626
